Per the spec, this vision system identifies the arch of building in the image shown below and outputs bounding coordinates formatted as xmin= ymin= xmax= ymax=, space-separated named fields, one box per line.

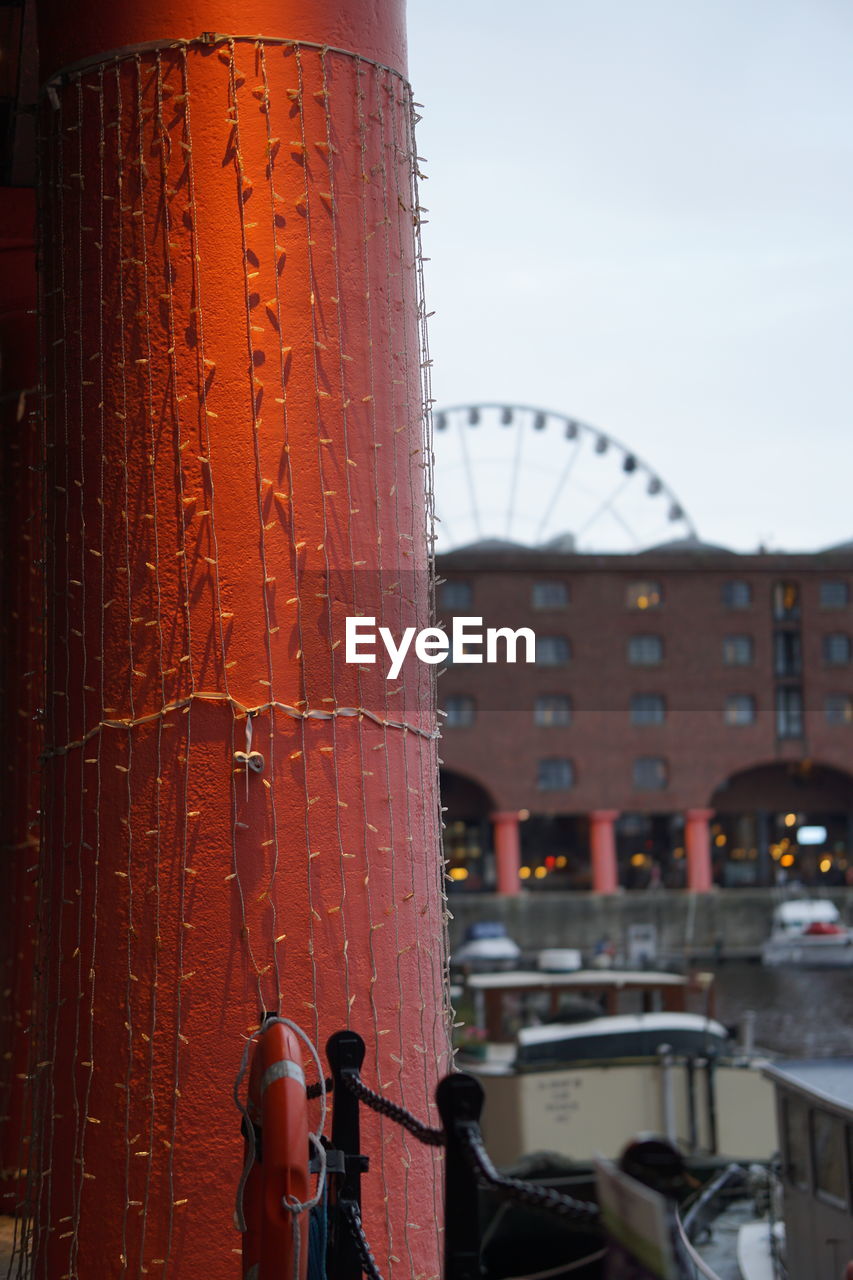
xmin=708 ymin=759 xmax=853 ymax=887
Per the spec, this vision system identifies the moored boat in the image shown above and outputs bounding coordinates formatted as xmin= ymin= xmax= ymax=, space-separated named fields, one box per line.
xmin=761 ymin=898 xmax=853 ymax=968
xmin=456 ymin=968 xmax=778 ymax=1167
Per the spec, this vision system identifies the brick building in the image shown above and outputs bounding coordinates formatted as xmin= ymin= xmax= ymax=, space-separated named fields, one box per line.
xmin=435 ymin=538 xmax=853 ymax=894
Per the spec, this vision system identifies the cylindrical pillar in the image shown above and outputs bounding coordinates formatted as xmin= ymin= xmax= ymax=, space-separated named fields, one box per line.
xmin=31 ymin=3 xmax=448 ymax=1277
xmin=589 ymin=810 xmax=619 ymax=894
xmin=685 ymin=808 xmax=715 ymax=893
xmin=0 ymin=187 xmax=39 ymax=1215
xmin=491 ymin=811 xmax=522 ymax=895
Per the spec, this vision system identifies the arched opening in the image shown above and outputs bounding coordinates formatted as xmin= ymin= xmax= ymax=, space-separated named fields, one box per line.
xmin=709 ymin=760 xmax=853 ymax=887
xmin=440 ymin=768 xmax=496 ymax=892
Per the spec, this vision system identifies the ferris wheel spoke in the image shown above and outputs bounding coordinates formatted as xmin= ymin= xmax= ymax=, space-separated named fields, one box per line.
xmin=574 ymin=474 xmax=635 ymax=542
xmin=533 ymin=431 xmax=584 ymax=543
xmin=505 ymin=409 xmax=527 ymax=540
xmin=456 ymin=411 xmax=482 ymax=541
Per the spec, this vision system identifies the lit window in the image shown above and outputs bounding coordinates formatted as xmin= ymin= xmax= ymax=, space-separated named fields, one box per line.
xmin=724 ymin=695 xmax=756 ymax=726
xmin=532 ymin=581 xmax=569 ymax=610
xmin=722 ymin=580 xmax=752 ymax=609
xmin=826 ymin=695 xmax=853 ymax=726
xmin=630 ymin=694 xmax=665 ymax=726
xmin=444 ymin=696 xmax=475 ymax=728
xmin=534 ymin=695 xmax=572 ymax=727
xmin=628 ymin=634 xmax=663 ymax=666
xmin=440 ymin=580 xmax=472 ymax=609
xmin=536 ymin=635 xmax=571 ymax=666
xmin=824 ymin=633 xmax=852 ymax=666
xmin=537 ymin=758 xmax=574 ymax=790
xmin=626 ymin=580 xmax=662 ymax=610
xmin=773 ymin=581 xmax=800 ymax=621
xmin=776 ymin=688 xmax=803 ymax=739
xmin=811 ymin=1109 xmax=847 ymax=1204
xmin=820 ymin=580 xmax=849 ymax=609
xmin=633 ymin=756 xmax=667 ymax=790
xmin=723 ymin=635 xmax=753 ymax=666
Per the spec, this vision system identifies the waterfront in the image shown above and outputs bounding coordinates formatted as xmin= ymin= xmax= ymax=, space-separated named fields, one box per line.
xmin=714 ymin=963 xmax=853 ymax=1058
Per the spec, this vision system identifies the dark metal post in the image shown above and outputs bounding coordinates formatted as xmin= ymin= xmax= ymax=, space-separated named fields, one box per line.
xmin=326 ymin=1030 xmax=369 ymax=1280
xmin=435 ymin=1073 xmax=485 ymax=1280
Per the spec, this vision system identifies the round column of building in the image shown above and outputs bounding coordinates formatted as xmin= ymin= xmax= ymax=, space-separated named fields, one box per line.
xmin=589 ymin=809 xmax=619 ymax=893
xmin=491 ymin=811 xmax=522 ymax=895
xmin=685 ymin=808 xmax=715 ymax=892
xmin=31 ymin=3 xmax=449 ymax=1277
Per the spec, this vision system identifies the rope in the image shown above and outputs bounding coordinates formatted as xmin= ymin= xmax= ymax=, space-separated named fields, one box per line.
xmin=341 ymin=1073 xmax=445 ymax=1148
xmin=41 ymin=691 xmax=439 ymax=761
xmin=339 ymin=1201 xmax=385 ymax=1280
xmin=458 ymin=1128 xmax=599 ymax=1226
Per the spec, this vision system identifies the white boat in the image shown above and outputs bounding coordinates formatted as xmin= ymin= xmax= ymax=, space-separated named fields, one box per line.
xmin=761 ymin=898 xmax=853 ymax=967
xmin=457 ymin=968 xmax=778 ymax=1166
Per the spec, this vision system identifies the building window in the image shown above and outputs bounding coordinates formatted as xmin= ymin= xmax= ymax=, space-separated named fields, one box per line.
xmin=725 ymin=695 xmax=756 ymax=726
xmin=537 ymin=758 xmax=574 ymax=790
xmin=773 ymin=581 xmax=800 ymax=621
xmin=444 ymin=696 xmax=475 ymax=728
xmin=723 ymin=635 xmax=753 ymax=666
xmin=824 ymin=633 xmax=852 ymax=666
xmin=626 ymin=580 xmax=662 ymax=610
xmin=534 ymin=695 xmax=572 ymax=727
xmin=532 ymin=581 xmax=569 ymax=610
xmin=630 ymin=694 xmax=666 ymax=726
xmin=820 ymin=580 xmax=849 ymax=609
xmin=536 ymin=635 xmax=571 ymax=666
xmin=776 ymin=687 xmax=804 ymax=739
xmin=628 ymin=634 xmax=663 ymax=666
xmin=774 ymin=631 xmax=802 ymax=677
xmin=440 ymin=580 xmax=472 ymax=609
xmin=722 ymin=580 xmax=752 ymax=609
xmin=633 ymin=756 xmax=667 ymax=790
xmin=826 ymin=695 xmax=853 ymax=725
xmin=811 ymin=1109 xmax=847 ymax=1205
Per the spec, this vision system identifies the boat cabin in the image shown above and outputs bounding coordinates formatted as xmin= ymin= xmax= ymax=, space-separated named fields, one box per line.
xmin=771 ymin=899 xmax=842 ymax=936
xmin=464 ymin=968 xmax=716 ymax=1044
xmin=764 ymin=1059 xmax=853 ymax=1279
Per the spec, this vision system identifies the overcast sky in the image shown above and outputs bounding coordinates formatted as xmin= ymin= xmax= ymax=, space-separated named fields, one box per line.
xmin=406 ymin=0 xmax=853 ymax=552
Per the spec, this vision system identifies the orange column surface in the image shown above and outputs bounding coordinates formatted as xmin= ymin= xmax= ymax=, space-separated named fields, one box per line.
xmin=29 ymin=2 xmax=449 ymax=1277
xmin=491 ymin=811 xmax=522 ymax=896
xmin=0 ymin=188 xmax=39 ymax=1216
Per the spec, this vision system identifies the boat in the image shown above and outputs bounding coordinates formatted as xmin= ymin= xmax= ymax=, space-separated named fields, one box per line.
xmin=452 ymin=920 xmax=522 ymax=971
xmin=456 ymin=967 xmax=778 ymax=1167
xmin=757 ymin=1057 xmax=853 ymax=1279
xmin=761 ymin=898 xmax=853 ymax=967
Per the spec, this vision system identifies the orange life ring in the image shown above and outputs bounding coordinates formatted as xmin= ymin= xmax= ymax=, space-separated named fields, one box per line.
xmin=242 ymin=1020 xmax=311 ymax=1280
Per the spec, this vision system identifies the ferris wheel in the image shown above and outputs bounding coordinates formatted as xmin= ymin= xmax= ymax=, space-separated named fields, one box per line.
xmin=431 ymin=402 xmax=698 ymax=555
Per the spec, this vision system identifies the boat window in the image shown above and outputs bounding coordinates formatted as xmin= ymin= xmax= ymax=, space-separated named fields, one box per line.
xmin=811 ymin=1108 xmax=848 ymax=1205
xmin=781 ymin=1095 xmax=810 ymax=1190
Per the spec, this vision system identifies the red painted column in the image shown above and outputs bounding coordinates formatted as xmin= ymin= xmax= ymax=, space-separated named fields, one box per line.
xmin=685 ymin=808 xmax=714 ymax=892
xmin=492 ymin=811 xmax=522 ymax=895
xmin=0 ymin=189 xmax=39 ymax=1215
xmin=31 ymin=3 xmax=448 ymax=1278
xmin=590 ymin=809 xmax=619 ymax=893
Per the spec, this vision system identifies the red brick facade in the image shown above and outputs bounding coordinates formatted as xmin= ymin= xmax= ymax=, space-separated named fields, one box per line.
xmin=435 ymin=544 xmax=853 ymax=889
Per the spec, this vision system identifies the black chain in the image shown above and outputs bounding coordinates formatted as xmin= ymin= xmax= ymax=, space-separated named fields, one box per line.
xmin=342 ymin=1073 xmax=445 ymax=1148
xmin=340 ymin=1200 xmax=385 ymax=1280
xmin=306 ymin=1076 xmax=334 ymax=1100
xmin=459 ymin=1127 xmax=600 ymax=1226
